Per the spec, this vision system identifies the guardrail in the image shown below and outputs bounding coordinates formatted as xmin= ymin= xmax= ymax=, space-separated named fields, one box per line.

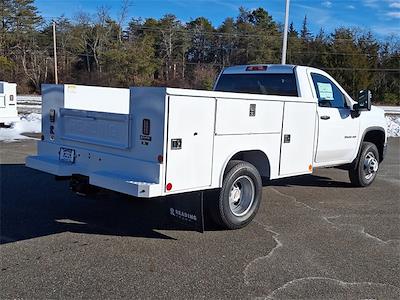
xmin=17 ymin=95 xmax=42 ymax=103
xmin=377 ymin=106 xmax=400 ymax=115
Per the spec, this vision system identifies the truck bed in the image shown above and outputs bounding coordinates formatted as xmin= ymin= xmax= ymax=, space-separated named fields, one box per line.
xmin=26 ymin=84 xmax=317 ymax=197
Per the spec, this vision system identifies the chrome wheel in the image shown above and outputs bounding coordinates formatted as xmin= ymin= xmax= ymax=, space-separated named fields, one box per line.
xmin=363 ymin=151 xmax=378 ymax=180
xmin=228 ymin=175 xmax=255 ymax=217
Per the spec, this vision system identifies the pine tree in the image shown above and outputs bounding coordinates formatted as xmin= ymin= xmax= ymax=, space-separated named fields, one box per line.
xmin=288 ymin=22 xmax=298 ymax=38
xmin=300 ymin=15 xmax=312 ymax=43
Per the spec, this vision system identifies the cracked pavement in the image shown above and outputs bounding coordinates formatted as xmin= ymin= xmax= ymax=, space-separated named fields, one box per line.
xmin=1 ymin=138 xmax=399 ymax=299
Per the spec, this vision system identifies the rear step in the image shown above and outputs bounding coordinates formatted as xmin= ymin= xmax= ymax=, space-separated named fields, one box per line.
xmin=90 ymin=171 xmax=160 ymax=198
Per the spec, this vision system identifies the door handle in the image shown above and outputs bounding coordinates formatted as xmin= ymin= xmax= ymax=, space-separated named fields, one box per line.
xmin=320 ymin=115 xmax=330 ymax=120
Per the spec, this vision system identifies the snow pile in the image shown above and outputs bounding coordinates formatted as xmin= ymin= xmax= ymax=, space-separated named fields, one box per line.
xmin=386 ymin=115 xmax=400 ymax=137
xmin=0 ymin=113 xmax=41 ymax=142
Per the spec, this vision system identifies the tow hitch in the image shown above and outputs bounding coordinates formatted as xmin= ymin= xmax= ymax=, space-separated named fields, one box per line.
xmin=69 ymin=175 xmax=97 ymax=196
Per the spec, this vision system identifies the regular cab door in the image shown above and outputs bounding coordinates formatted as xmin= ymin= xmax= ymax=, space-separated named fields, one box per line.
xmin=311 ymin=73 xmax=360 ymax=164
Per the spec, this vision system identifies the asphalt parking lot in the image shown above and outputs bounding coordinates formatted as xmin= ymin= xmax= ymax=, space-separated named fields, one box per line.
xmin=1 ymin=138 xmax=399 ymax=299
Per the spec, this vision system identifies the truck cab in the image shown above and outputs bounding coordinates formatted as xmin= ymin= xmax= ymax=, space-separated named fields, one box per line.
xmin=215 ymin=64 xmax=387 ymax=173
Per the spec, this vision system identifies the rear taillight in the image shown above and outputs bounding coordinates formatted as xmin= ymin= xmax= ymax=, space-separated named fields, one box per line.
xmin=49 ymin=109 xmax=56 ymax=122
xmin=49 ymin=109 xmax=56 ymax=141
xmin=142 ymin=118 xmax=150 ymax=135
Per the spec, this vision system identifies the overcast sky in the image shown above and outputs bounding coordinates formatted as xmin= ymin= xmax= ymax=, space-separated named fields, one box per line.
xmin=35 ymin=0 xmax=400 ymax=38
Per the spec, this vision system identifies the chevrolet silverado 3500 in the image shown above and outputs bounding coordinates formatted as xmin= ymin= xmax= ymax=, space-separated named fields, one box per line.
xmin=26 ymin=65 xmax=387 ymax=229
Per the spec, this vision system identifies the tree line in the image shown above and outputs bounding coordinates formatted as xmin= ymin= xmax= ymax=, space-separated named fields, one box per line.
xmin=1 ymin=0 xmax=399 ymax=104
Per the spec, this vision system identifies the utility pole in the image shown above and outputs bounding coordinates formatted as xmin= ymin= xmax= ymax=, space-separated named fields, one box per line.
xmin=52 ymin=20 xmax=58 ymax=84
xmin=281 ymin=0 xmax=290 ymax=65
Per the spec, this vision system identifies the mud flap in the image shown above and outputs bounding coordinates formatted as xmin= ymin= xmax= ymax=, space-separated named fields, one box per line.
xmin=165 ymin=191 xmax=205 ymax=233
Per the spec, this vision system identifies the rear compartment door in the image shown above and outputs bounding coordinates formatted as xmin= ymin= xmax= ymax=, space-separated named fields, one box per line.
xmin=165 ymin=95 xmax=215 ymax=193
xmin=59 ymin=108 xmax=131 ymax=149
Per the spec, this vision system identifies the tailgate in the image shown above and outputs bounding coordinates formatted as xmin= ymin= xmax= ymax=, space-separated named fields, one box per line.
xmin=59 ymin=108 xmax=131 ymax=149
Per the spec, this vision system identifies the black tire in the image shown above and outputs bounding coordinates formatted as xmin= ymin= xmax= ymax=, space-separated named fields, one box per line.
xmin=349 ymin=142 xmax=379 ymax=187
xmin=213 ymin=160 xmax=262 ymax=229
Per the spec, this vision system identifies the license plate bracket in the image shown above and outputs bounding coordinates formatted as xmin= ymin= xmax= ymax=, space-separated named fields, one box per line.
xmin=59 ymin=147 xmax=75 ymax=163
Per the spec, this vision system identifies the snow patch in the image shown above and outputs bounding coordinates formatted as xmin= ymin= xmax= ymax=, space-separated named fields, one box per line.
xmin=386 ymin=115 xmax=400 ymax=137
xmin=0 ymin=113 xmax=41 ymax=142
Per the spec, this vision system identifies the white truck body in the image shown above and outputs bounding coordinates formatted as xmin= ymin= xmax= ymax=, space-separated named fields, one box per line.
xmin=26 ymin=65 xmax=387 ymax=201
xmin=0 ymin=81 xmax=18 ymax=125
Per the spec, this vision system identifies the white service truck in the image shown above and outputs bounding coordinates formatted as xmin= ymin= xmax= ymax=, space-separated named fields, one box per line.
xmin=0 ymin=81 xmax=18 ymax=126
xmin=26 ymin=65 xmax=387 ymax=229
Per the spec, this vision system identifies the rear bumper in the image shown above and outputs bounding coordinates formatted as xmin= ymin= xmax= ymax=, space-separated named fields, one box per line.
xmin=25 ymin=142 xmax=164 ymax=198
xmin=27 ymin=155 xmax=161 ymax=197
xmin=26 ymin=155 xmax=75 ymax=176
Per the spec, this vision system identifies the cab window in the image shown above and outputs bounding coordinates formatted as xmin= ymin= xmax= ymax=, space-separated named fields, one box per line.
xmin=311 ymin=73 xmax=347 ymax=108
xmin=214 ymin=73 xmax=298 ymax=97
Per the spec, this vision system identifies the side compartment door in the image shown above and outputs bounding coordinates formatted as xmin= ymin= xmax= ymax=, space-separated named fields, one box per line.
xmin=279 ymin=102 xmax=317 ymax=176
xmin=165 ymin=96 xmax=216 ymax=193
xmin=311 ymin=73 xmax=360 ymax=164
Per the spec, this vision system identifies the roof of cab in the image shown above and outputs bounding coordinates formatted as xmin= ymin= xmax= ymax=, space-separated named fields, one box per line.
xmin=222 ymin=64 xmax=296 ymax=74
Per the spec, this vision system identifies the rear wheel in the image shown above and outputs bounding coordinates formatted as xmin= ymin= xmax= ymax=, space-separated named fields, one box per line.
xmin=349 ymin=142 xmax=379 ymax=187
xmin=212 ymin=160 xmax=262 ymax=229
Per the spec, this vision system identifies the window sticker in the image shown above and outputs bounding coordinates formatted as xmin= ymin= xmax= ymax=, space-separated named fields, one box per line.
xmin=317 ymin=82 xmax=334 ymax=100
xmin=67 ymin=84 xmax=77 ymax=93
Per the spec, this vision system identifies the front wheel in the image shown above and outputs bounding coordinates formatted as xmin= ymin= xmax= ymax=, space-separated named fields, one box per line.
xmin=213 ymin=161 xmax=262 ymax=229
xmin=349 ymin=142 xmax=379 ymax=187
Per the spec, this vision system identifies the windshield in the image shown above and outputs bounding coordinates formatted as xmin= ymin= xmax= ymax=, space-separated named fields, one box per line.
xmin=214 ymin=73 xmax=298 ymax=97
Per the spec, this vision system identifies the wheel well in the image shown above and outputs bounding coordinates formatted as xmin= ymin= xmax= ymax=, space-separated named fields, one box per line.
xmin=229 ymin=150 xmax=270 ymax=179
xmin=363 ymin=130 xmax=385 ymax=162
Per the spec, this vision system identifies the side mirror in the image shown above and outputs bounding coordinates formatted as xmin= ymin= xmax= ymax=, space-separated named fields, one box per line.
xmin=357 ymin=90 xmax=372 ymax=111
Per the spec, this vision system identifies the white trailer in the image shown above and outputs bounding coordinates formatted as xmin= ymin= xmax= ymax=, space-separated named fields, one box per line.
xmin=26 ymin=65 xmax=387 ymax=229
xmin=0 ymin=81 xmax=18 ymax=126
